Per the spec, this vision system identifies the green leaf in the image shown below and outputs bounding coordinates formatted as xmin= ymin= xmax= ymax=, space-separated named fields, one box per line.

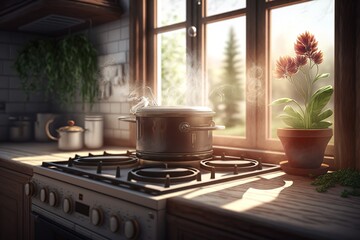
xmin=278 ymin=114 xmax=305 ymax=128
xmin=315 ymin=109 xmax=333 ymax=122
xmin=283 ymin=105 xmax=304 ymax=120
xmin=313 ymin=73 xmax=330 ymax=83
xmin=308 ymin=85 xmax=334 ymax=120
xmin=270 ymin=98 xmax=294 ymax=105
xmin=312 ymin=121 xmax=332 ymax=129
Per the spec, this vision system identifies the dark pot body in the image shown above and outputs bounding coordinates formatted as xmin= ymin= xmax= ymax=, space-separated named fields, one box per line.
xmin=124 ymin=106 xmax=224 ymax=161
xmin=277 ymin=128 xmax=333 ymax=169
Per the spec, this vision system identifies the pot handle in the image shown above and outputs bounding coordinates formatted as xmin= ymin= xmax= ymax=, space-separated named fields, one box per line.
xmin=118 ymin=116 xmax=136 ymax=123
xmin=179 ymin=121 xmax=225 ymax=132
xmin=45 ymin=119 xmax=58 ymax=141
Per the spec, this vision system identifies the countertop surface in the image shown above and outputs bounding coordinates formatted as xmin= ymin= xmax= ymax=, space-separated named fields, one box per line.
xmin=0 ymin=142 xmax=130 ymax=174
xmin=1 ymin=143 xmax=359 ymax=239
xmin=167 ymin=170 xmax=360 ymax=240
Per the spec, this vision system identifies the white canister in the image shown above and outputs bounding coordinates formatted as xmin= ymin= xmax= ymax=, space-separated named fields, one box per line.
xmin=84 ymin=115 xmax=104 ymax=149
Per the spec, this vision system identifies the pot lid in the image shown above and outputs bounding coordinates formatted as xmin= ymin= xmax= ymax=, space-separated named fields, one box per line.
xmin=58 ymin=120 xmax=84 ymax=132
xmin=136 ymin=106 xmax=215 ymax=117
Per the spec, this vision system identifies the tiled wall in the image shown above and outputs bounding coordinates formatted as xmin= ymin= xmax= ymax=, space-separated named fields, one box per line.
xmin=55 ymin=2 xmax=133 ymax=146
xmin=0 ymin=0 xmax=133 ymax=145
xmin=0 ymin=32 xmax=51 ymax=140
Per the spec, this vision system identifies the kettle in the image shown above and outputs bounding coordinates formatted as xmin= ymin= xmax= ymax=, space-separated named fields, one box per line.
xmin=46 ymin=120 xmax=84 ymax=151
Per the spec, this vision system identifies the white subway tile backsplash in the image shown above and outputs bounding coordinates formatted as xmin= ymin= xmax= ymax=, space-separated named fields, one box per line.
xmin=0 ymin=15 xmax=133 ymax=143
xmin=6 ymin=103 xmax=25 ymax=112
xmin=110 ymin=102 xmax=121 ymax=113
xmin=0 ymin=32 xmax=10 ymax=43
xmin=105 ymin=41 xmax=119 ymax=54
xmin=8 ymin=76 xmax=21 ymax=88
xmin=120 ymin=102 xmax=131 ymax=114
xmin=25 ymin=102 xmax=50 ymax=113
xmin=104 ymin=129 xmax=114 ymax=138
xmin=3 ymin=60 xmax=17 ymax=76
xmin=9 ymin=89 xmax=27 ymax=102
xmin=108 ymin=28 xmax=121 ymax=42
xmin=0 ymin=89 xmax=8 ymax=101
xmin=99 ymin=102 xmax=111 ymax=113
xmin=9 ymin=45 xmax=20 ymax=60
xmin=118 ymin=39 xmax=128 ymax=51
xmin=113 ymin=129 xmax=130 ymax=140
xmin=0 ymin=44 xmax=10 ymax=59
xmin=120 ymin=26 xmax=129 ymax=40
xmin=0 ymin=76 xmax=8 ymax=88
xmin=119 ymin=120 xmax=129 ymax=130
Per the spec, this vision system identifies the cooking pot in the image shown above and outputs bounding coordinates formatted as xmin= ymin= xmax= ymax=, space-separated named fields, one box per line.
xmin=46 ymin=120 xmax=84 ymax=151
xmin=8 ymin=116 xmax=33 ymax=142
xmin=119 ymin=106 xmax=224 ymax=161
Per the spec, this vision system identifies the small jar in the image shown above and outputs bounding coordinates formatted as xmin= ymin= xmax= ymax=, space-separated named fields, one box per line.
xmin=84 ymin=115 xmax=104 ymax=149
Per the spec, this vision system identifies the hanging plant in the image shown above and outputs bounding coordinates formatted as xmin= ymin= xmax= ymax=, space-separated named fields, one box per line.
xmin=14 ymin=34 xmax=98 ymax=106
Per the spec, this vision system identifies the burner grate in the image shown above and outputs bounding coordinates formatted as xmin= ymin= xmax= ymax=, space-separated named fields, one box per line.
xmin=200 ymin=155 xmax=261 ymax=173
xmin=128 ymin=164 xmax=201 ymax=188
xmin=69 ymin=151 xmax=138 ymax=168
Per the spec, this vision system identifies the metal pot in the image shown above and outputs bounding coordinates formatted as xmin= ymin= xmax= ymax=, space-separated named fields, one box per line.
xmin=46 ymin=120 xmax=84 ymax=151
xmin=119 ymin=106 xmax=224 ymax=161
xmin=9 ymin=116 xmax=33 ymax=142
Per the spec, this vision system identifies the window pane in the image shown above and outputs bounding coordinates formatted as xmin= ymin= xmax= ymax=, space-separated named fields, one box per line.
xmin=157 ymin=29 xmax=186 ymax=105
xmin=157 ymin=0 xmax=186 ymax=27
xmin=206 ymin=17 xmax=246 ymax=137
xmin=207 ymin=0 xmax=246 ymax=16
xmin=269 ymin=0 xmax=334 ymax=139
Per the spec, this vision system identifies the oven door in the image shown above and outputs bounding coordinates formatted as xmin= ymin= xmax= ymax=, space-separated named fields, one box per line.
xmin=32 ymin=211 xmax=91 ymax=240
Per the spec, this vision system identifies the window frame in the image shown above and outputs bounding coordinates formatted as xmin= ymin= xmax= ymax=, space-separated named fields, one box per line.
xmin=130 ymin=0 xmax=360 ymax=169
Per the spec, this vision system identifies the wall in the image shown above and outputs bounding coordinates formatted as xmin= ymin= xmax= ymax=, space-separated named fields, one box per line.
xmin=0 ymin=0 xmax=133 ymax=145
xmin=0 ymin=32 xmax=51 ymax=140
xmin=62 ymin=16 xmax=132 ymax=146
xmin=55 ymin=1 xmax=133 ymax=146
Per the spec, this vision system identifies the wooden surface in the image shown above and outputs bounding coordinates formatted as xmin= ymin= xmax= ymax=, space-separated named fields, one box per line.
xmin=167 ymin=171 xmax=360 ymax=240
xmin=0 ymin=143 xmax=359 ymax=239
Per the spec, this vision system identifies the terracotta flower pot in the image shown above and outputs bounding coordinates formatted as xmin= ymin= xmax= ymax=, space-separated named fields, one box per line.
xmin=277 ymin=128 xmax=333 ymax=169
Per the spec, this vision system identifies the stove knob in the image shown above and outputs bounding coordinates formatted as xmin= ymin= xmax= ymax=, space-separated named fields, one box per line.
xmin=109 ymin=215 xmax=120 ymax=233
xmin=24 ymin=182 xmax=36 ymax=197
xmin=124 ymin=219 xmax=139 ymax=239
xmin=91 ymin=208 xmax=103 ymax=226
xmin=63 ymin=198 xmax=72 ymax=214
xmin=40 ymin=188 xmax=48 ymax=202
xmin=49 ymin=191 xmax=57 ymax=207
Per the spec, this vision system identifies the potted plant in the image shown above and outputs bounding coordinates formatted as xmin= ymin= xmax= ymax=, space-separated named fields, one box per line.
xmin=271 ymin=31 xmax=333 ymax=171
xmin=14 ymin=34 xmax=98 ymax=107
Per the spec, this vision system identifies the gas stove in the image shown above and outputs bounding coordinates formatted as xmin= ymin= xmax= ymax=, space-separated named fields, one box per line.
xmin=29 ymin=151 xmax=280 ymax=240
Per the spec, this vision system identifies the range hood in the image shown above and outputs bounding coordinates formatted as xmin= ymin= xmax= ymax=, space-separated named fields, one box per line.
xmin=0 ymin=0 xmax=124 ymax=36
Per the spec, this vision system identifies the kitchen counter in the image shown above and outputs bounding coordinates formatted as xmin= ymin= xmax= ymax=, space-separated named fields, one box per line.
xmin=0 ymin=143 xmax=359 ymax=240
xmin=167 ymin=171 xmax=360 ymax=240
xmin=0 ymin=142 xmax=130 ymax=175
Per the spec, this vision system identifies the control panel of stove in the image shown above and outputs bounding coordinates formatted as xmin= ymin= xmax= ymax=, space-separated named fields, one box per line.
xmin=27 ymin=174 xmax=163 ymax=240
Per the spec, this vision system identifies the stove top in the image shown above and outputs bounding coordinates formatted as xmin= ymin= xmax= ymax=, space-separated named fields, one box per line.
xmin=41 ymin=151 xmax=280 ymax=196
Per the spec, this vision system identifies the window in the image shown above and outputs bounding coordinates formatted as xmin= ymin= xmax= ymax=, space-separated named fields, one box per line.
xmin=131 ymin=0 xmax=340 ymax=164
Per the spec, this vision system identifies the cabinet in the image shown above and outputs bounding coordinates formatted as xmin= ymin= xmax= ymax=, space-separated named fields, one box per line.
xmin=0 ymin=165 xmax=32 ymax=240
xmin=167 ymin=214 xmax=262 ymax=240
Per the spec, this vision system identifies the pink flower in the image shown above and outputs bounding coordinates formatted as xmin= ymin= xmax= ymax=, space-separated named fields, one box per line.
xmin=295 ymin=55 xmax=307 ymax=66
xmin=294 ymin=31 xmax=318 ymax=57
xmin=275 ymin=56 xmax=298 ymax=79
xmin=311 ymin=51 xmax=323 ymax=64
